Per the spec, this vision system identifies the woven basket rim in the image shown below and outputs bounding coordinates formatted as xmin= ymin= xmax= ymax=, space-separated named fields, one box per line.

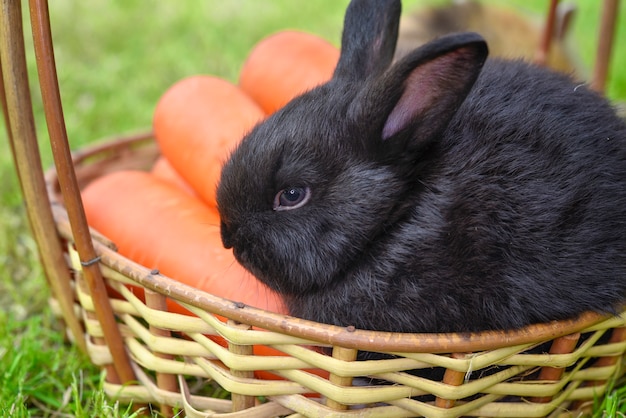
xmin=45 ymin=131 xmax=612 ymax=354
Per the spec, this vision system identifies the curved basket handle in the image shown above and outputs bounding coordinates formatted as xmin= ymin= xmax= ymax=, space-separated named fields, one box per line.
xmin=27 ymin=0 xmax=136 ymax=384
xmin=0 ymin=0 xmax=87 ymax=353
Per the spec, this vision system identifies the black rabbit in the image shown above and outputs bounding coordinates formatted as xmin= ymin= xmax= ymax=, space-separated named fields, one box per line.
xmin=216 ymin=0 xmax=626 ymax=334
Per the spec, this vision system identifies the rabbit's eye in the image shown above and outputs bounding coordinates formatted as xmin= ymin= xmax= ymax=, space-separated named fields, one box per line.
xmin=273 ymin=187 xmax=311 ymax=211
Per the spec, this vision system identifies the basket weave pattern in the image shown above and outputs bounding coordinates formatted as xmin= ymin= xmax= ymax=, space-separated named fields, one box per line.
xmin=45 ymin=135 xmax=626 ymax=417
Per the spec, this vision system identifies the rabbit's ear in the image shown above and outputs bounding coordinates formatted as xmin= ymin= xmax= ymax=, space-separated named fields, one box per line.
xmin=333 ymin=0 xmax=402 ymax=81
xmin=361 ymin=33 xmax=488 ymax=153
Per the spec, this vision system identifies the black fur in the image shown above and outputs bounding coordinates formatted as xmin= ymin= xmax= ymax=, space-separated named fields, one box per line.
xmin=217 ymin=0 xmax=626 ymax=333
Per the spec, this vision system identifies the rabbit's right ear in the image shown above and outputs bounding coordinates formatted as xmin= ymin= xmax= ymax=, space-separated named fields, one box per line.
xmin=350 ymin=33 xmax=488 ymax=164
xmin=333 ymin=0 xmax=402 ymax=81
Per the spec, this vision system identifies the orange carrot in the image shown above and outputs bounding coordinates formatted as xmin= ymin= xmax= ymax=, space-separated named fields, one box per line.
xmin=239 ymin=30 xmax=340 ymax=114
xmin=151 ymin=156 xmax=196 ymax=197
xmin=153 ymin=75 xmax=264 ymax=209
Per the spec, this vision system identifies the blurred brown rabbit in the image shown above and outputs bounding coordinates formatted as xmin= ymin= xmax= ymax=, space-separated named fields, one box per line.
xmin=395 ymin=0 xmax=584 ymax=77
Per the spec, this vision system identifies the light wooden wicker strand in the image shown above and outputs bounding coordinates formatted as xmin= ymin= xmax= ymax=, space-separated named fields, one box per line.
xmin=227 ymin=320 xmax=257 ymax=412
xmin=585 ymin=327 xmax=626 ymax=385
xmin=28 ymin=0 xmax=135 ymax=384
xmin=326 ymin=346 xmax=358 ymax=411
xmin=531 ymin=332 xmax=580 ymax=403
xmin=570 ymin=327 xmax=626 ymax=412
xmin=435 ymin=353 xmax=469 ymax=409
xmin=145 ymin=289 xmax=178 ymax=416
xmin=0 ymin=0 xmax=86 ymax=353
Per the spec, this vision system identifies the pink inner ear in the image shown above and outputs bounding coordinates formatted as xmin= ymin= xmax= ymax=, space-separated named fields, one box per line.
xmin=381 ymin=49 xmax=473 ymax=141
xmin=382 ymin=70 xmax=435 ymax=140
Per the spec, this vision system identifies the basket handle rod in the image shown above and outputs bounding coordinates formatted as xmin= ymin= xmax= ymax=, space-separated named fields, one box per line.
xmin=0 ymin=0 xmax=87 ymax=354
xmin=534 ymin=0 xmax=560 ymax=67
xmin=0 ymin=50 xmax=15 ymax=159
xmin=591 ymin=0 xmax=619 ymax=93
xmin=28 ymin=0 xmax=136 ymax=384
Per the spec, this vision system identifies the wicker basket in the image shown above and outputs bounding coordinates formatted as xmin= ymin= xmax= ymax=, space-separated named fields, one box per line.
xmin=44 ymin=133 xmax=626 ymax=418
xmin=2 ymin=1 xmax=625 ymax=417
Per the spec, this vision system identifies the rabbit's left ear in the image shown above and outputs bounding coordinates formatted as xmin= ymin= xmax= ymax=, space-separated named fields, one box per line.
xmin=352 ymin=33 xmax=488 ymax=155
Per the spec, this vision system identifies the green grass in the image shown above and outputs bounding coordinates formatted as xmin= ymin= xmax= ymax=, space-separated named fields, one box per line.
xmin=1 ymin=0 xmax=625 ymax=415
xmin=0 ymin=313 xmax=138 ymax=417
